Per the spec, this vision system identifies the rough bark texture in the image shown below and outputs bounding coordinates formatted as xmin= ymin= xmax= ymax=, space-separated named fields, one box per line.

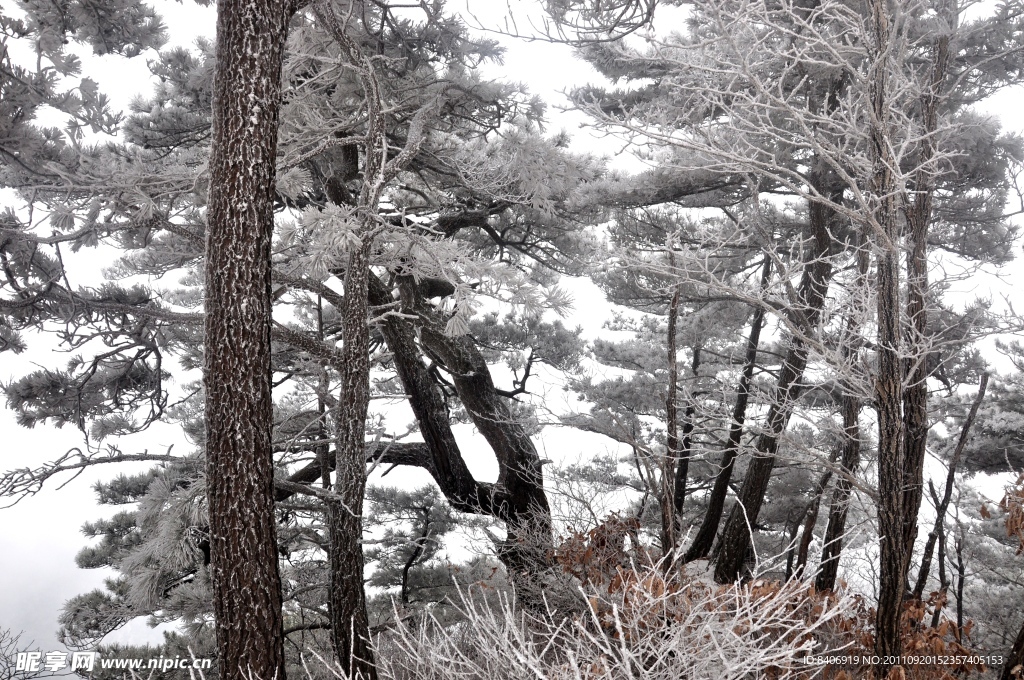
xmin=868 ymin=0 xmax=907 ymax=668
xmin=203 ymin=0 xmax=291 ymax=679
xmin=901 ymin=25 xmax=951 ymax=589
xmin=713 ymin=194 xmax=834 ymax=584
xmin=328 ymin=240 xmax=377 ymax=679
xmin=684 ymin=256 xmax=771 ymax=563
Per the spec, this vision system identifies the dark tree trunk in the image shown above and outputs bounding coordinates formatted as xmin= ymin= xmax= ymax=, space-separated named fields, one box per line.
xmin=816 ymin=391 xmax=861 ymax=591
xmin=410 ymin=295 xmax=554 ymax=599
xmin=872 ymin=5 xmax=951 ymax=670
xmin=816 ymin=237 xmax=869 ymax=593
xmin=793 ymin=464 xmax=834 ymax=579
xmin=912 ymin=373 xmax=987 ymax=600
xmin=713 ymin=193 xmax=834 ymax=584
xmin=661 ymin=282 xmax=681 ymax=557
xmin=901 ymin=26 xmax=950 ymax=580
xmin=684 ymin=256 xmax=771 ymax=562
xmin=327 ymin=240 xmax=377 ymax=679
xmin=203 ymin=0 xmax=291 ymax=679
xmin=673 ymin=347 xmax=700 ymax=527
xmin=1001 ymin=616 xmax=1024 ymax=680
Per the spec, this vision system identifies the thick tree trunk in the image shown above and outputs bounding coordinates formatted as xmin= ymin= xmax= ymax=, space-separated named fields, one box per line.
xmin=713 ymin=195 xmax=834 ymax=584
xmin=871 ymin=3 xmax=951 ymax=670
xmin=684 ymin=256 xmax=771 ymax=562
xmin=203 ymin=1 xmax=291 ymax=679
xmin=868 ymin=0 xmax=906 ymax=663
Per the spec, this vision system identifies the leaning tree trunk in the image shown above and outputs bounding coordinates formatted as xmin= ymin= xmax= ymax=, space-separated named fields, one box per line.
xmin=203 ymin=1 xmax=292 ymax=679
xmin=684 ymin=256 xmax=771 ymax=563
xmin=912 ymin=373 xmax=987 ymax=600
xmin=817 ymin=238 xmax=869 ymax=592
xmin=713 ymin=188 xmax=835 ymax=584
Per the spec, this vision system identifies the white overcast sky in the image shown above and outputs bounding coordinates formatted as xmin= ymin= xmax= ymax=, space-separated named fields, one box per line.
xmin=2 ymin=0 xmax=1023 ymax=657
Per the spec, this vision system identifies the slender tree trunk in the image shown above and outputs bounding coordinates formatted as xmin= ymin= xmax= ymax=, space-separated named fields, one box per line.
xmin=684 ymin=256 xmax=771 ymax=562
xmin=929 ymin=483 xmax=949 ymax=629
xmin=661 ymin=281 xmax=681 ymax=557
xmin=203 ymin=1 xmax=291 ymax=678
xmin=816 ymin=391 xmax=861 ymax=591
xmin=913 ymin=373 xmax=987 ymax=599
xmin=713 ymin=192 xmax=834 ymax=584
xmin=794 ymin=464 xmax=834 ymax=579
xmin=328 ymin=240 xmax=377 ymax=679
xmin=673 ymin=347 xmax=700 ymax=527
xmin=901 ymin=27 xmax=951 ymax=589
xmin=816 ymin=235 xmax=869 ymax=592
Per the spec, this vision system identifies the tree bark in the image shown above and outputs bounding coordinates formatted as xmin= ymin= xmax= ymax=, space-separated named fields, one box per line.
xmin=203 ymin=0 xmax=292 ymax=678
xmin=684 ymin=256 xmax=771 ymax=562
xmin=409 ymin=294 xmax=554 ymax=601
xmin=326 ymin=235 xmax=377 ymax=679
xmin=912 ymin=373 xmax=988 ymax=600
xmin=661 ymin=281 xmax=681 ymax=557
xmin=793 ymin=464 xmax=834 ymax=579
xmin=713 ymin=193 xmax=834 ymax=584
xmin=816 ymin=390 xmax=862 ymax=591
xmin=901 ymin=22 xmax=951 ymax=590
xmin=816 ymin=237 xmax=869 ymax=592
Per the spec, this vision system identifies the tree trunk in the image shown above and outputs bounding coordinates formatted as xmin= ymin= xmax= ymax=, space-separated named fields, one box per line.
xmin=794 ymin=464 xmax=834 ymax=579
xmin=411 ymin=298 xmax=554 ymax=602
xmin=1001 ymin=616 xmax=1024 ymax=680
xmin=901 ymin=26 xmax=950 ymax=589
xmin=913 ymin=373 xmax=987 ymax=599
xmin=816 ymin=391 xmax=861 ymax=591
xmin=203 ymin=0 xmax=291 ymax=678
xmin=684 ymin=256 xmax=771 ymax=562
xmin=661 ymin=282 xmax=681 ymax=557
xmin=816 ymin=236 xmax=869 ymax=592
xmin=871 ymin=2 xmax=951 ymax=669
xmin=327 ymin=239 xmax=377 ymax=679
xmin=713 ymin=193 xmax=834 ymax=584
xmin=673 ymin=347 xmax=700 ymax=530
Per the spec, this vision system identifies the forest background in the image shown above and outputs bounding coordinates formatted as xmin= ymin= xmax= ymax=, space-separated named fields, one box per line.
xmin=4 ymin=0 xmax=1024 ymax=678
